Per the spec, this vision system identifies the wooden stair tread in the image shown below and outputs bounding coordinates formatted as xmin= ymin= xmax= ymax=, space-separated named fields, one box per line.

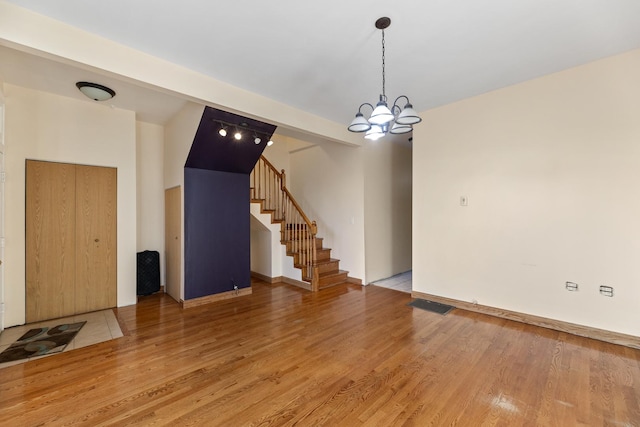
xmin=311 ymin=258 xmax=340 ymax=266
xmin=295 ymin=259 xmax=339 ymax=270
xmin=319 ymin=269 xmax=348 ymax=278
xmin=303 ymin=269 xmax=348 ymax=280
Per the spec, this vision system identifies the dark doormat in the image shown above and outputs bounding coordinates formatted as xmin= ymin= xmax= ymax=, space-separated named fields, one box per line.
xmin=0 ymin=321 xmax=86 ymax=364
xmin=408 ymin=299 xmax=454 ymax=315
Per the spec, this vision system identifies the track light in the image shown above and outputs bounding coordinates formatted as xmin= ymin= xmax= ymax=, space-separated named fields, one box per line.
xmin=213 ymin=119 xmax=274 ymax=145
xmin=267 ymin=140 xmax=274 ymax=146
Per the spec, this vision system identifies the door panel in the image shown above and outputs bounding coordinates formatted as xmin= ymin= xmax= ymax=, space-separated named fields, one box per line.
xmin=26 ymin=161 xmax=76 ymax=322
xmin=165 ymin=186 xmax=181 ymax=302
xmin=75 ymin=165 xmax=117 ymax=313
xmin=26 ymin=161 xmax=117 ymax=322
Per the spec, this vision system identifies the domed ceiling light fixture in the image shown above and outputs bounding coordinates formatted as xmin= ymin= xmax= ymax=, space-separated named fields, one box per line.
xmin=347 ymin=17 xmax=422 ymax=141
xmin=76 ymin=81 xmax=116 ymax=101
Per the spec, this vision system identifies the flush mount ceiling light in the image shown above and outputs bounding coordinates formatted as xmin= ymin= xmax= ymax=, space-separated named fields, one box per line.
xmin=347 ymin=17 xmax=422 ymax=141
xmin=76 ymin=81 xmax=116 ymax=101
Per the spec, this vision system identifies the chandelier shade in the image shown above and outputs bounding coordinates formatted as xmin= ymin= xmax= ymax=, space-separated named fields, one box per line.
xmin=390 ymin=122 xmax=413 ymax=134
xmin=348 ymin=112 xmax=372 ymax=132
xmin=369 ymin=100 xmax=394 ymax=125
xmin=347 ymin=17 xmax=421 ymax=140
xmin=364 ymin=124 xmax=386 ymax=141
xmin=395 ymin=103 xmax=422 ymax=125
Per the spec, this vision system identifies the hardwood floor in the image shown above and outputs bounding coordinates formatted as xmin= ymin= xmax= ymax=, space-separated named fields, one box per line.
xmin=1 ymin=279 xmax=639 ymax=426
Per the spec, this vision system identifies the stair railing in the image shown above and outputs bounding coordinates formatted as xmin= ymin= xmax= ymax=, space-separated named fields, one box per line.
xmin=250 ymin=156 xmax=318 ymax=288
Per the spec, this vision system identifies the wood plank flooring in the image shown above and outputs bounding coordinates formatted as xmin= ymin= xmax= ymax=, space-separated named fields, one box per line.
xmin=1 ymin=279 xmax=639 ymax=426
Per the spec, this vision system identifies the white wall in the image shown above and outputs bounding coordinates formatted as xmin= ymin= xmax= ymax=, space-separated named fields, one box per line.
xmin=136 ymin=121 xmax=165 ymax=286
xmin=3 ymin=83 xmax=137 ymax=327
xmin=413 ymin=49 xmax=640 ymax=336
xmin=250 ymin=223 xmax=272 ymax=277
xmin=164 ymin=103 xmax=203 ymax=189
xmin=289 ymin=141 xmax=366 ymax=283
xmin=262 ymin=136 xmax=291 ymax=175
xmin=163 ymin=102 xmax=203 ymax=301
xmin=250 ymin=205 xmax=279 ymax=278
xmin=363 ymin=139 xmax=412 ymax=283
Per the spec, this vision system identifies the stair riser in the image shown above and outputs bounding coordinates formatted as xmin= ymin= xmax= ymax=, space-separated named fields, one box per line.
xmin=292 ymin=250 xmax=330 ymax=264
xmin=280 ymin=236 xmax=322 ymax=248
xmin=319 ymin=272 xmax=349 ymax=287
xmin=285 ymin=240 xmax=323 ymax=252
xmin=317 ymin=261 xmax=339 ymax=274
xmin=300 ymin=261 xmax=339 ymax=278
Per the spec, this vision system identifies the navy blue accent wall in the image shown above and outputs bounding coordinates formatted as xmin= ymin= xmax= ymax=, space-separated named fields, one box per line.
xmin=185 ymin=107 xmax=277 ymax=173
xmin=184 ymin=167 xmax=250 ymax=300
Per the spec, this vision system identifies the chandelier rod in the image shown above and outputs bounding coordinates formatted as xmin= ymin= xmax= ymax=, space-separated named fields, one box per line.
xmin=381 ymin=28 xmax=386 ymax=101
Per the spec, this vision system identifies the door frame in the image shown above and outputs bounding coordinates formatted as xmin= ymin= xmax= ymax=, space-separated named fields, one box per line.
xmin=165 ymin=186 xmax=182 ymax=302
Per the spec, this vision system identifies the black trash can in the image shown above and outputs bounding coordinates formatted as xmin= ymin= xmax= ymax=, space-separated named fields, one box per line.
xmin=137 ymin=250 xmax=160 ymax=296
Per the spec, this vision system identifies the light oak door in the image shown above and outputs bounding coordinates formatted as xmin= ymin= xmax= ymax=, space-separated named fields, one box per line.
xmin=26 ymin=160 xmax=116 ymax=322
xmin=165 ymin=186 xmax=181 ymax=302
xmin=75 ymin=165 xmax=117 ymax=313
xmin=26 ymin=161 xmax=77 ymax=322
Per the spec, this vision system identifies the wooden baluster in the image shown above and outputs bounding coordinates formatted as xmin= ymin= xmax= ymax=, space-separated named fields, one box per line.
xmin=254 ymin=160 xmax=257 ymax=199
xmin=268 ymin=168 xmax=272 ymax=210
xmin=302 ymin=221 xmax=306 ymax=266
xmin=258 ymin=159 xmax=262 ymax=199
xmin=305 ymin=229 xmax=309 ymax=268
xmin=270 ymin=170 xmax=274 ymax=212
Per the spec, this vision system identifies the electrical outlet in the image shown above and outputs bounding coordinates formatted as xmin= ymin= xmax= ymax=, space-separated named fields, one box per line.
xmin=599 ymin=285 xmax=614 ymax=297
xmin=565 ymin=281 xmax=579 ymax=291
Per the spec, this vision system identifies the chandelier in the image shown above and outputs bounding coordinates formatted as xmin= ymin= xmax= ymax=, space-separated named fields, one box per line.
xmin=347 ymin=17 xmax=422 ymax=141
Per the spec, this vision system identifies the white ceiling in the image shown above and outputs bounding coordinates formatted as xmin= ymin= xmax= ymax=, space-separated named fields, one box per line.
xmin=3 ymin=0 xmax=640 ymax=128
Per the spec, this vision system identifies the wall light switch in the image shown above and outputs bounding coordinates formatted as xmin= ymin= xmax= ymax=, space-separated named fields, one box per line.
xmin=460 ymin=196 xmax=468 ymax=206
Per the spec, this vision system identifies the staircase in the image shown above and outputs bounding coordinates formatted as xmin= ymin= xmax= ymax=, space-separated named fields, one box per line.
xmin=250 ymin=156 xmax=349 ymax=291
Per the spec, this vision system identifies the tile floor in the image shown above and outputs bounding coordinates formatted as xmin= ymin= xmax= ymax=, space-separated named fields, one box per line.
xmin=371 ymin=270 xmax=412 ymax=293
xmin=0 ymin=309 xmax=123 ymax=369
